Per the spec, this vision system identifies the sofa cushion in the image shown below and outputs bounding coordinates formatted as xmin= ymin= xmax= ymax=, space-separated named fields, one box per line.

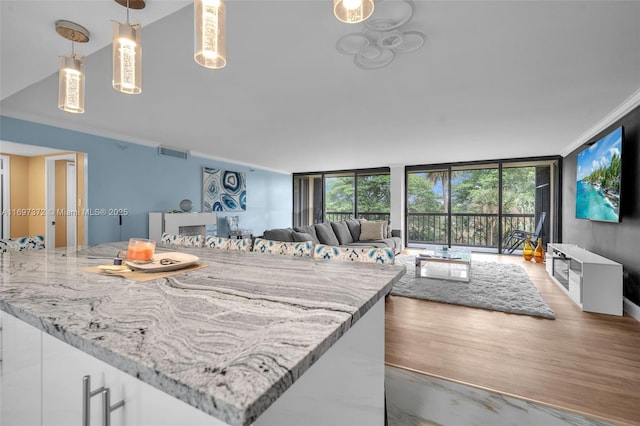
xmin=292 ymin=231 xmax=315 ymax=243
xmin=360 ymin=221 xmax=385 ymax=240
xmin=314 ymin=222 xmax=340 ymax=246
xmin=205 ymin=236 xmax=253 ymax=251
xmin=331 ymin=221 xmax=354 ymax=245
xmin=263 ymin=228 xmax=295 ymax=242
xmin=253 ymin=238 xmax=313 ymax=257
xmin=342 ymin=241 xmax=388 ymax=249
xmin=345 ymin=218 xmax=361 ymax=241
xmin=293 ymin=225 xmax=320 ymax=243
xmin=312 ymin=244 xmax=395 ymax=264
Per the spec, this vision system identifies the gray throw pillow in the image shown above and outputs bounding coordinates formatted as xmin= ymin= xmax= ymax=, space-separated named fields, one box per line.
xmin=331 ymin=221 xmax=354 ymax=245
xmin=314 ymin=222 xmax=340 ymax=246
xmin=293 ymin=225 xmax=320 ymax=244
xmin=263 ymin=228 xmax=295 ymax=242
xmin=292 ymin=231 xmax=314 ymax=243
xmin=345 ymin=218 xmax=361 ymax=241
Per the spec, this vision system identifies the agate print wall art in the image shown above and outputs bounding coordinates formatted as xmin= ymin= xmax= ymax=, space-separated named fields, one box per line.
xmin=203 ymin=167 xmax=246 ymax=211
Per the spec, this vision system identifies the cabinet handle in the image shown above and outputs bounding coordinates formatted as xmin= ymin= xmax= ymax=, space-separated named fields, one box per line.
xmin=82 ymin=375 xmax=105 ymax=426
xmin=101 ymin=388 xmax=125 ymax=426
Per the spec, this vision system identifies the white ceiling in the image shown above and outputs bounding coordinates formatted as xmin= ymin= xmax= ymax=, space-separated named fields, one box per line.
xmin=1 ymin=0 xmax=639 ymax=174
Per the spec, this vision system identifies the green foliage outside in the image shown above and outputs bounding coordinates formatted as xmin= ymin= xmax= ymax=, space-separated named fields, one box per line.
xmin=407 ymin=167 xmax=537 ymax=245
xmin=324 ymin=174 xmax=390 ymax=220
xmin=322 ymin=167 xmax=538 ymax=247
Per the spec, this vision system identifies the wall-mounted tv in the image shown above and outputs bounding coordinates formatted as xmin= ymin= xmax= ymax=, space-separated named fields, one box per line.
xmin=576 ymin=126 xmax=623 ymax=222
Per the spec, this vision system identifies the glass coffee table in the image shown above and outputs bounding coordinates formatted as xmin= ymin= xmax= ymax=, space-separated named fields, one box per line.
xmin=415 ymin=246 xmax=472 ymax=282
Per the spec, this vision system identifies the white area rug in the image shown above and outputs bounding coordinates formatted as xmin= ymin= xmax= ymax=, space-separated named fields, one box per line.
xmin=391 ymin=255 xmax=556 ymax=319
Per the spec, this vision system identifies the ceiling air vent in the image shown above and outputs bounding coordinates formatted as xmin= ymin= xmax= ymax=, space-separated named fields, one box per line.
xmin=158 ymin=146 xmax=189 ymax=160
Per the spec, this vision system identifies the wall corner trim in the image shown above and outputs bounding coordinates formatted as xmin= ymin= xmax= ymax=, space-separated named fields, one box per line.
xmin=561 ymin=88 xmax=640 ymax=157
xmin=623 ymin=297 xmax=640 ymax=323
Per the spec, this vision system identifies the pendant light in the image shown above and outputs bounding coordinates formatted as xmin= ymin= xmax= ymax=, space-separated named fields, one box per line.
xmin=56 ymin=21 xmax=89 ymax=114
xmin=333 ymin=0 xmax=375 ymax=24
xmin=194 ymin=0 xmax=227 ymax=69
xmin=112 ymin=0 xmax=144 ymax=94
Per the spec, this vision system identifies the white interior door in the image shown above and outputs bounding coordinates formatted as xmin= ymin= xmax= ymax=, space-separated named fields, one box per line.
xmin=66 ymin=162 xmax=76 ymax=247
xmin=0 ymin=155 xmax=9 ymax=238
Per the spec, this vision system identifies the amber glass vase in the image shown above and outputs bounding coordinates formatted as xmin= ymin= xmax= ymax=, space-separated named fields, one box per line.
xmin=533 ymin=237 xmax=545 ymax=263
xmin=522 ymin=235 xmax=534 ymax=261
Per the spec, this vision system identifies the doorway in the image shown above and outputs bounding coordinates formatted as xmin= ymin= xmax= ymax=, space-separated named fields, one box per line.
xmin=45 ymin=154 xmax=77 ymax=249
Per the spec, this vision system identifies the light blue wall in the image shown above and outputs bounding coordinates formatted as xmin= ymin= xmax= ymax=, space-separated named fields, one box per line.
xmin=0 ymin=116 xmax=292 ymax=244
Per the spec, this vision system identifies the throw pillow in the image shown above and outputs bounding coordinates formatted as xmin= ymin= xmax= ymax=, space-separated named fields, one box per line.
xmin=345 ymin=218 xmax=361 ymax=241
xmin=331 ymin=221 xmax=354 ymax=245
xmin=263 ymin=228 xmax=295 ymax=242
xmin=359 ymin=221 xmax=385 ymax=241
xmin=293 ymin=225 xmax=320 ymax=244
xmin=292 ymin=231 xmax=314 ymax=242
xmin=314 ymin=222 xmax=340 ymax=246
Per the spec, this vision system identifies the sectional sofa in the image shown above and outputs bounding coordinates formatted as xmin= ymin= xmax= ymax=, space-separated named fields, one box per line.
xmin=262 ymin=219 xmax=402 ymax=255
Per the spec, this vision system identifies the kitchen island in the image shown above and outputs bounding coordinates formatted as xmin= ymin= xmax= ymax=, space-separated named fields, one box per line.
xmin=0 ymin=243 xmax=405 ymax=426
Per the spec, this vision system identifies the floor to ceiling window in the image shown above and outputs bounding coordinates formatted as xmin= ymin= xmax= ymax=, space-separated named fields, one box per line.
xmin=293 ymin=168 xmax=390 ymax=226
xmin=406 ymin=168 xmax=449 ymax=243
xmin=450 ymin=164 xmax=500 ymax=247
xmin=406 ymin=158 xmax=558 ymax=252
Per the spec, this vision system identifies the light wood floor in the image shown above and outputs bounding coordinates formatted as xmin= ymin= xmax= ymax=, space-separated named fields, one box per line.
xmin=385 ymin=250 xmax=640 ymax=426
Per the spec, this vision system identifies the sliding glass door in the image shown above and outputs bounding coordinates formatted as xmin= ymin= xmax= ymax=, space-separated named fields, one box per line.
xmin=450 ymin=164 xmax=499 ymax=247
xmin=407 ymin=159 xmax=557 ymax=251
xmin=406 ymin=169 xmax=449 ymax=243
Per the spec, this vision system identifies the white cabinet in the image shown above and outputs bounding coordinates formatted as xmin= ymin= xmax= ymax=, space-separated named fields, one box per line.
xmin=149 ymin=212 xmax=217 ymax=242
xmin=2 ymin=313 xmax=222 ymax=426
xmin=41 ymin=331 xmax=131 ymax=426
xmin=546 ymin=243 xmax=623 ymax=316
xmin=0 ymin=312 xmax=42 ymax=426
xmin=42 ymin=332 xmax=219 ymax=426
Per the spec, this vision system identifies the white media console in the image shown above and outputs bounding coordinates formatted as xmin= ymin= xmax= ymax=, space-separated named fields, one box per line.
xmin=545 ymin=243 xmax=623 ymax=316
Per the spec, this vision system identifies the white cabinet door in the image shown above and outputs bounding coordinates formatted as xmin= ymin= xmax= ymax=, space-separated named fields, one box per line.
xmin=41 ymin=331 xmax=220 ymax=426
xmin=42 ymin=331 xmax=139 ymax=426
xmin=0 ymin=312 xmax=42 ymax=426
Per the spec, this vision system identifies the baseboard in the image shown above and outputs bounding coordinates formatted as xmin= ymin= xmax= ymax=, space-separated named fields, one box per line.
xmin=623 ymin=297 xmax=640 ymax=322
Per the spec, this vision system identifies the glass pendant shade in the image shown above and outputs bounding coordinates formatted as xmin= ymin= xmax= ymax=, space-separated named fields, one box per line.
xmin=58 ymin=55 xmax=85 ymax=114
xmin=333 ymin=0 xmax=374 ymax=24
xmin=194 ymin=0 xmax=227 ymax=69
xmin=112 ymin=22 xmax=142 ymax=94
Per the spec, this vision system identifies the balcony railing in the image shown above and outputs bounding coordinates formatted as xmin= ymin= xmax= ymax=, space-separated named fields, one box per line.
xmin=407 ymin=212 xmax=535 ymax=248
xmin=325 ymin=212 xmax=390 ymax=223
xmin=325 ymin=211 xmax=535 ymax=249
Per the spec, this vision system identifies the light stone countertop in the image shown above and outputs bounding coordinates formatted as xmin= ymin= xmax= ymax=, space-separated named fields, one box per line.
xmin=0 ymin=242 xmax=405 ymax=426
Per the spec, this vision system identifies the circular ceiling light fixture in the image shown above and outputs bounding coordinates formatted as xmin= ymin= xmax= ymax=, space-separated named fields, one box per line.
xmin=336 ymin=0 xmax=425 ymax=70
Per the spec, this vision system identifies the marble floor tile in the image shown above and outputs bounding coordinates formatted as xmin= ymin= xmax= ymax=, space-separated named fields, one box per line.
xmin=386 ymin=366 xmax=613 ymax=426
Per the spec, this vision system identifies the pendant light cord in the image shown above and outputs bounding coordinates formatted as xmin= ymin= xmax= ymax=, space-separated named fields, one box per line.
xmin=126 ymin=0 xmax=130 ymax=24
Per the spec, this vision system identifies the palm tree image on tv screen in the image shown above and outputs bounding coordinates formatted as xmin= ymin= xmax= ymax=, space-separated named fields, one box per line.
xmin=576 ymin=126 xmax=623 ymax=222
